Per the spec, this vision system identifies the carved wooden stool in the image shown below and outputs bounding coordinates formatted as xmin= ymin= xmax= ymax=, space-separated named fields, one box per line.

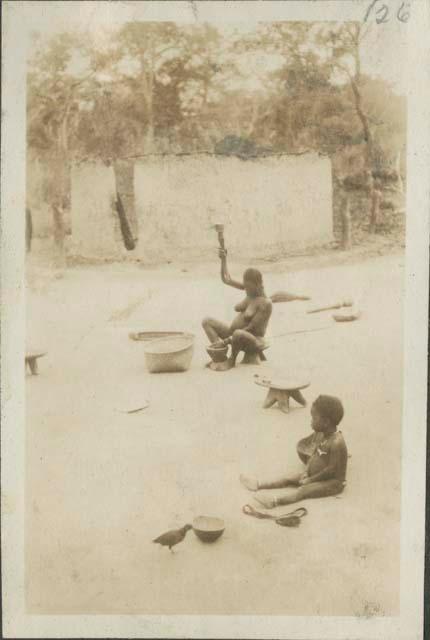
xmin=254 ymin=374 xmax=310 ymax=414
xmin=241 ymin=344 xmax=269 ymax=365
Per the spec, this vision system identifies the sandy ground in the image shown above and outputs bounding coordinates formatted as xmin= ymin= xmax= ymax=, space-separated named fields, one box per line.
xmin=25 ymin=252 xmax=403 ymax=615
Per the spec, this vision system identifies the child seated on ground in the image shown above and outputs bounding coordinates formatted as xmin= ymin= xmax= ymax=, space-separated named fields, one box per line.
xmin=240 ymin=395 xmax=348 ymax=508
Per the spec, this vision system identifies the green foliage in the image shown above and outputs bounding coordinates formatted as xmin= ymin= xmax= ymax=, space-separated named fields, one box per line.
xmin=27 ymin=22 xmax=405 ymax=181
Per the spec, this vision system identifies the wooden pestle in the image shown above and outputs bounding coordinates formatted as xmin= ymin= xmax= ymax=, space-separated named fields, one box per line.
xmin=307 ymin=299 xmax=353 ymax=314
xmin=214 ymin=223 xmax=225 ymax=250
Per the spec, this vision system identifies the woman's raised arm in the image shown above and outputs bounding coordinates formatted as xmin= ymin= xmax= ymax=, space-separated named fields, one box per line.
xmin=219 ymin=249 xmax=244 ymax=290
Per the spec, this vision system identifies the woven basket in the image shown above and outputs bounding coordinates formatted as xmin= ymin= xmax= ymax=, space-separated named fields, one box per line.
xmin=144 ymin=334 xmax=195 ymax=373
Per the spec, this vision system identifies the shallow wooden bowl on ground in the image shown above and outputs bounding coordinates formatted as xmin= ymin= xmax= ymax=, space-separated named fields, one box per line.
xmin=332 ymin=310 xmax=361 ymax=322
xmin=192 ymin=516 xmax=225 ymax=542
xmin=129 ymin=330 xmax=185 ymax=342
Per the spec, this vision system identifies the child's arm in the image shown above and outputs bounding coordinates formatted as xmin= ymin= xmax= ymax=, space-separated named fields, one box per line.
xmin=301 ymin=438 xmax=347 ymax=484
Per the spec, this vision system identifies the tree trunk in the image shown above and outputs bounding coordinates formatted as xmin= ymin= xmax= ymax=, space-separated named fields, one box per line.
xmin=144 ymin=73 xmax=155 ymax=152
xmin=341 ymin=195 xmax=352 ymax=250
xmin=142 ymin=38 xmax=155 ymax=154
xmin=52 ymin=201 xmax=66 ymax=268
xmin=52 ymin=203 xmax=65 ymax=247
xmin=369 ymin=188 xmax=381 ymax=233
xmin=349 ymin=75 xmax=376 ymax=231
xmin=26 ymin=207 xmax=33 ymax=253
xmin=350 ymin=78 xmax=371 ymax=148
xmin=395 ymin=150 xmax=404 ymax=194
xmin=285 ymin=102 xmax=295 ymax=151
xmin=246 ymin=101 xmax=259 ymax=138
xmin=50 ymin=144 xmax=68 ymax=268
xmin=347 ymin=25 xmax=375 ymax=230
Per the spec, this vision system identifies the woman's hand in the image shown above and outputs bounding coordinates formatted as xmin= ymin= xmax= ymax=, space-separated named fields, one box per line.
xmin=298 ymin=473 xmax=310 ymax=486
xmin=218 ymin=248 xmax=227 ymax=261
xmin=212 ymin=338 xmax=226 ymax=347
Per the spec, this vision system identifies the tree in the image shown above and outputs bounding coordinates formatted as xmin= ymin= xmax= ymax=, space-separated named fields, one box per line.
xmin=114 ymin=22 xmax=191 ymax=153
xmin=27 ymin=31 xmax=106 ymax=263
xmin=112 ymin=23 xmax=231 ymax=154
xmin=315 ymin=23 xmax=379 ymax=229
xmin=231 ymin=23 xmax=332 ymax=150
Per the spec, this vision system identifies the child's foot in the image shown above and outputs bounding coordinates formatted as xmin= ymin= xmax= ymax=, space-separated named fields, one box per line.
xmin=253 ymin=493 xmax=277 ymax=509
xmin=240 ymin=474 xmax=259 ymax=491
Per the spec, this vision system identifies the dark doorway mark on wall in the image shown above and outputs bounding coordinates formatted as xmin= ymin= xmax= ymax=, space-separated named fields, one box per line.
xmin=26 ymin=207 xmax=33 ymax=253
xmin=115 ymin=193 xmax=136 ymax=251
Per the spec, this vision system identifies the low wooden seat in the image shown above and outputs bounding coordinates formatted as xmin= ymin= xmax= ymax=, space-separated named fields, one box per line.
xmin=206 ymin=342 xmax=270 ymax=370
xmin=254 ymin=374 xmax=310 ymax=414
xmin=25 ymin=352 xmax=46 ymax=375
xmin=241 ymin=344 xmax=269 ymax=365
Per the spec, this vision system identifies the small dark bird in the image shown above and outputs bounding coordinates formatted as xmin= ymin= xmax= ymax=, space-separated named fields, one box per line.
xmin=153 ymin=524 xmax=193 ymax=552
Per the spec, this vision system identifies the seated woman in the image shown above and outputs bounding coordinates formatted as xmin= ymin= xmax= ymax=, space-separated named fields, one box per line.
xmin=202 ymin=248 xmax=272 ymax=370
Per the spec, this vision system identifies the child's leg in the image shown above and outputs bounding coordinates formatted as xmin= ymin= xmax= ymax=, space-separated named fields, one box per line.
xmin=254 ymin=488 xmax=300 ymax=508
xmin=282 ymin=479 xmax=344 ymax=503
xmin=258 ymin=472 xmax=302 ymax=490
xmin=240 ymin=471 xmax=302 ymax=492
xmin=254 ymin=479 xmax=344 ymax=508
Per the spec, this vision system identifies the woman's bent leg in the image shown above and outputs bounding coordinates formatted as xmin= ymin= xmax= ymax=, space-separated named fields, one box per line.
xmin=202 ymin=317 xmax=231 ymax=343
xmin=230 ymin=329 xmax=261 ymax=365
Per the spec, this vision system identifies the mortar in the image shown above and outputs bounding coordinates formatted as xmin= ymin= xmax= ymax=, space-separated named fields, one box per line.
xmin=206 ymin=344 xmax=229 ymax=363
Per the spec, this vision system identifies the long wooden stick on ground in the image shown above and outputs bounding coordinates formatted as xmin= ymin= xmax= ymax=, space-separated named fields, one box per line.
xmin=272 ymin=325 xmax=333 ymax=339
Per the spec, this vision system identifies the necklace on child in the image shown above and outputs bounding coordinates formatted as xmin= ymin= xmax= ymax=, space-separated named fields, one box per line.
xmin=320 ymin=431 xmax=336 ymax=447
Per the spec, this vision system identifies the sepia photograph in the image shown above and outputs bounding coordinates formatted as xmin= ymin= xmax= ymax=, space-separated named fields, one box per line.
xmin=1 ymin=1 xmax=428 ymax=638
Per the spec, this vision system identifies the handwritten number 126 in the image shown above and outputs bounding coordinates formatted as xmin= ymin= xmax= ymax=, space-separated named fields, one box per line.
xmin=364 ymin=0 xmax=411 ymax=23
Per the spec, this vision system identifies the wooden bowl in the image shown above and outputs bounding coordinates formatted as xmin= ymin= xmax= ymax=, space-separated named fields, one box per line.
xmin=129 ymin=330 xmax=184 ymax=342
xmin=193 ymin=516 xmax=225 ymax=542
xmin=333 ymin=310 xmax=361 ymax=322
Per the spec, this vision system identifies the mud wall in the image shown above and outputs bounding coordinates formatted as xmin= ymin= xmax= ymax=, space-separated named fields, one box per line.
xmin=133 ymin=153 xmax=333 ymax=261
xmin=69 ymin=162 xmax=124 ymax=261
xmin=26 ymin=156 xmax=54 ymax=238
xmin=70 ymin=153 xmax=333 ymax=262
